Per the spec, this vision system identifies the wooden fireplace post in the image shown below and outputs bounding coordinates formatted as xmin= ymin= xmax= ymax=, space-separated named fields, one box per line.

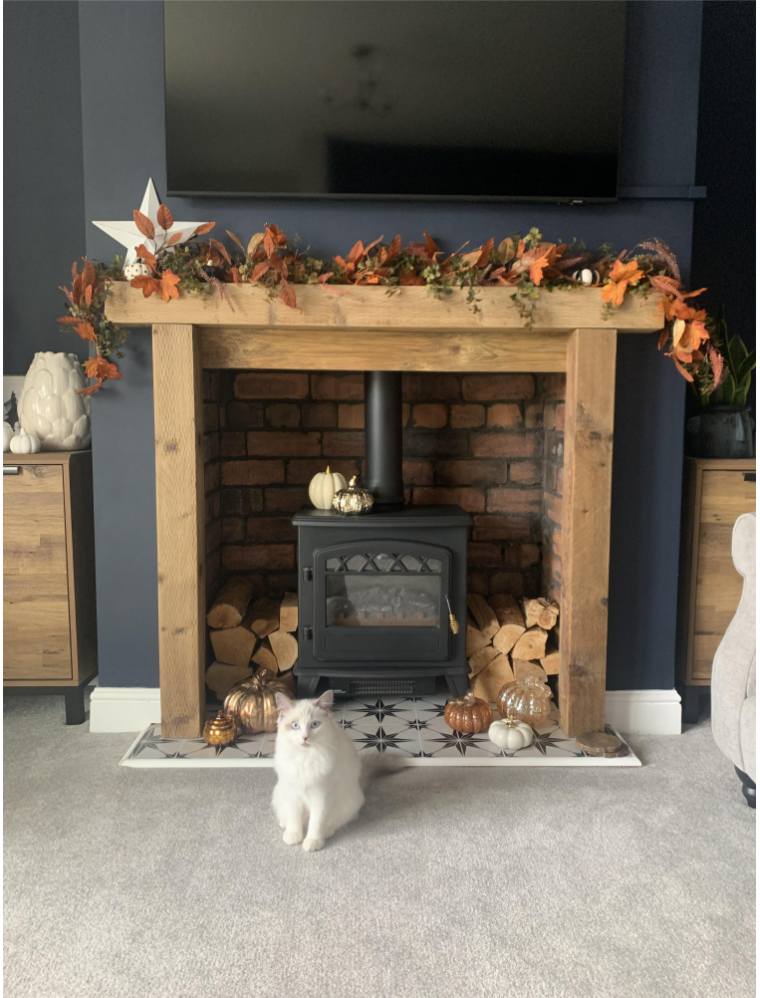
xmin=152 ymin=323 xmax=206 ymax=738
xmin=558 ymin=328 xmax=618 ymax=736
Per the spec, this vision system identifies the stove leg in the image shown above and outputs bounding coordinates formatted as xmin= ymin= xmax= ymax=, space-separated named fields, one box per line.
xmin=446 ymin=674 xmax=469 ymax=698
xmin=297 ymin=675 xmax=321 ymax=699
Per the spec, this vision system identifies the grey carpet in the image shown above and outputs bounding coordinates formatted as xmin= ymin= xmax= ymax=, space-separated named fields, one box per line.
xmin=3 ymin=694 xmax=755 ymax=998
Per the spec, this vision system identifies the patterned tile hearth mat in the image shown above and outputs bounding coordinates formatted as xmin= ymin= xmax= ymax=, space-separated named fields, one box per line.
xmin=119 ymin=696 xmax=641 ymax=769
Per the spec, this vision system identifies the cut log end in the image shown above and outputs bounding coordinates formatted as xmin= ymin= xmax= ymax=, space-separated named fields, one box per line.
xmin=206 ymin=576 xmax=255 ymax=629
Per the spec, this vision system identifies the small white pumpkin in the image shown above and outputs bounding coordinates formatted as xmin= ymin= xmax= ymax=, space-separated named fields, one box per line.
xmin=572 ymin=268 xmax=600 ymax=286
xmin=488 ymin=716 xmax=534 ymax=751
xmin=2 ymin=421 xmax=16 ymax=452
xmin=9 ymin=428 xmax=41 ymax=455
xmin=309 ymin=466 xmax=348 ymax=510
xmin=123 ymin=262 xmax=152 ymax=280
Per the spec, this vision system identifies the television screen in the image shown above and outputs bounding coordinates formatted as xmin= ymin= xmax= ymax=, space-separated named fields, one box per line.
xmin=164 ymin=0 xmax=627 ymax=202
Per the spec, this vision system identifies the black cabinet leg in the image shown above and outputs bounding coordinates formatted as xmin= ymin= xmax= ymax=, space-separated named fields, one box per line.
xmin=446 ymin=673 xmax=469 ymax=698
xmin=681 ymin=686 xmax=703 ymax=725
xmin=64 ymin=686 xmax=86 ymax=725
xmin=735 ymin=766 xmax=756 ymax=809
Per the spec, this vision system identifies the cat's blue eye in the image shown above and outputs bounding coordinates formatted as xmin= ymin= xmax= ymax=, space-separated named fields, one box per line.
xmin=310 ymin=721 xmax=320 ymax=729
xmin=290 ymin=722 xmax=299 ymax=730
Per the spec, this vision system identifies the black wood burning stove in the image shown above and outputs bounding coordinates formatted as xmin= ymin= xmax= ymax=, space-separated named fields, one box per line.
xmin=293 ymin=372 xmax=471 ymax=699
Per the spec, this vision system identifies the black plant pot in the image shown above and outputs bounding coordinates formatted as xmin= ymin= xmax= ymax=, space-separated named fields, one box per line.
xmin=685 ymin=405 xmax=755 ymax=458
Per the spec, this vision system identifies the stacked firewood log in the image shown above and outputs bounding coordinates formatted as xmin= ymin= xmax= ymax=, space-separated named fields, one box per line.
xmin=205 ymin=577 xmax=298 ymax=700
xmin=466 ymin=593 xmax=560 ymax=702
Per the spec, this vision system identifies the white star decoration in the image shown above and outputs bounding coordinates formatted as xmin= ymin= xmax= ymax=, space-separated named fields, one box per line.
xmin=92 ymin=178 xmax=210 ymax=265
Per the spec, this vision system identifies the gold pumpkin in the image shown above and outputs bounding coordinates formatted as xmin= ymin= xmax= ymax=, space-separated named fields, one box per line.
xmin=202 ymin=711 xmax=237 ymax=747
xmin=443 ymin=692 xmax=493 ymax=733
xmin=223 ymin=667 xmax=295 ymax=734
xmin=332 ymin=476 xmax=374 ymax=515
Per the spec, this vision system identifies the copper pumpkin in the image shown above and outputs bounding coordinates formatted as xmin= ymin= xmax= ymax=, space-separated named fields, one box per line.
xmin=444 ymin=692 xmax=493 ymax=734
xmin=202 ymin=711 xmax=237 ymax=747
xmin=223 ymin=667 xmax=296 ymax=735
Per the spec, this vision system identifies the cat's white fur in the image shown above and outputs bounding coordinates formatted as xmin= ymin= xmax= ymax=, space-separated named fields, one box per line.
xmin=272 ymin=690 xmax=364 ymax=852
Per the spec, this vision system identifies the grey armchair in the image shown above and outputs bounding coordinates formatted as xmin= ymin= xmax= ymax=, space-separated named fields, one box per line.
xmin=711 ymin=511 xmax=756 ymax=807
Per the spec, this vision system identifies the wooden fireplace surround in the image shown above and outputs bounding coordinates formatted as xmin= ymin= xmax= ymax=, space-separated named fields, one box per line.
xmin=106 ymin=284 xmax=663 ymax=738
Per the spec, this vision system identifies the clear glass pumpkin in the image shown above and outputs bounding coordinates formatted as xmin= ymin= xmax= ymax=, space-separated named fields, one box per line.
xmin=496 ymin=675 xmax=553 ymax=728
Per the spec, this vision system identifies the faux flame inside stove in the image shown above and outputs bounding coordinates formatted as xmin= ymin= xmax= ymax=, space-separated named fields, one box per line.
xmin=326 ymin=576 xmax=440 ymax=628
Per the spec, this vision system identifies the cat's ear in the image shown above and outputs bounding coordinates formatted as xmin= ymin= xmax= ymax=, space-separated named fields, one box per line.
xmin=314 ymin=689 xmax=334 ymax=713
xmin=275 ymin=692 xmax=294 ymax=716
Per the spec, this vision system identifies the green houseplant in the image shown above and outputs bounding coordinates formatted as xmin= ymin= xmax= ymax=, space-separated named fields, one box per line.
xmin=686 ymin=311 xmax=756 ymax=457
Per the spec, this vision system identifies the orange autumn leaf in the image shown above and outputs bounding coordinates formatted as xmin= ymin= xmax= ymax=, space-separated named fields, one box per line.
xmin=136 ymin=243 xmax=157 ymax=271
xmin=82 ymin=258 xmax=96 ymax=290
xmin=279 ymin=281 xmax=297 ymax=309
xmin=159 ymin=270 xmax=181 ymax=302
xmin=74 ymin=321 xmax=97 ymax=343
xmin=156 ymin=205 xmax=174 ymax=231
xmin=673 ymin=302 xmax=707 ymax=323
xmin=601 ymin=259 xmax=644 ymax=307
xmin=475 ymin=238 xmax=495 ymax=269
xmin=133 ymin=210 xmax=155 ymax=241
xmin=83 ymin=356 xmax=122 ymax=383
xmin=671 ymin=357 xmax=694 ymax=382
xmin=249 ymin=261 xmax=270 ymax=282
xmin=167 ymin=231 xmax=184 ymax=246
xmin=226 ymin=230 xmax=245 ymax=250
xmin=57 ymin=315 xmax=81 ymax=325
xmin=529 ymin=253 xmax=550 ymax=285
xmin=193 ymin=222 xmax=215 ymax=236
xmin=131 ymin=275 xmax=160 ymax=298
xmin=209 ymin=239 xmax=231 ymax=266
xmin=423 ymin=231 xmax=439 ymax=261
xmin=84 ymin=284 xmax=93 ymax=306
xmin=658 ymin=296 xmax=680 ymax=321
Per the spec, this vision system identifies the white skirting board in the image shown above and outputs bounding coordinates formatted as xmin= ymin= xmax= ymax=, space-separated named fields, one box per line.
xmin=90 ymin=686 xmax=682 ymax=735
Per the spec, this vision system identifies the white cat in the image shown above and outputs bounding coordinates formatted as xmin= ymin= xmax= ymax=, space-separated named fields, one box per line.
xmin=272 ymin=690 xmax=365 ymax=852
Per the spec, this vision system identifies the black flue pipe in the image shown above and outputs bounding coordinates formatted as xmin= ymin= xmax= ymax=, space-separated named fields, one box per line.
xmin=364 ymin=371 xmax=405 ymax=507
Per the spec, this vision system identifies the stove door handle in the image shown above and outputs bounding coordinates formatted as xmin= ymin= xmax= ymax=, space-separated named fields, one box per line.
xmin=445 ymin=596 xmax=459 ymax=635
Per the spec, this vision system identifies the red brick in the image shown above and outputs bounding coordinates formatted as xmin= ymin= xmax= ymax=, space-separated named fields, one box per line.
xmin=203 ymin=403 xmax=219 ymax=433
xmin=247 ymin=431 xmax=321 ymax=457
xmin=487 ymin=403 xmax=522 ymax=429
xmin=204 ymin=434 xmax=219 ymax=463
xmin=413 ymin=403 xmax=447 ymax=429
xmin=545 ymin=582 xmax=562 ymax=606
xmin=205 ymin=462 xmax=220 ymax=494
xmin=551 ymin=529 xmax=562 ymax=558
xmin=472 ymin=515 xmax=533 ymax=541
xmin=462 ymin=374 xmax=535 ymax=401
xmin=436 ymin=460 xmax=506 ymax=486
xmin=487 ymin=488 xmax=542 ymax=514
xmin=543 ymin=550 xmax=562 ymax=584
xmin=467 ymin=573 xmax=490 ymax=596
xmin=468 ymin=542 xmax=503 ymax=568
xmin=554 ymin=403 xmax=566 ymax=433
xmin=402 ymin=460 xmax=434 ymax=486
xmin=205 ymin=518 xmax=221 ymax=555
xmin=338 ymin=404 xmax=365 ymax=429
xmin=267 ymin=574 xmax=299 ymax=599
xmin=544 ymin=403 xmax=565 ymax=432
xmin=524 ymin=403 xmax=543 ymax=429
xmin=402 ymin=373 xmax=460 ymax=401
xmin=471 ymin=434 xmax=540 ymax=458
xmin=489 ymin=572 xmax=525 ymax=597
xmin=322 ymin=431 xmax=365 ymax=457
xmin=545 ymin=465 xmax=564 ymax=496
xmin=246 ymin=517 xmax=298 ymax=543
xmin=267 ymin=403 xmax=300 ymax=428
xmin=226 ymin=401 xmax=264 ymax=429
xmin=287 ymin=458 xmax=359 ymax=485
xmin=542 ymin=374 xmax=566 ymax=400
xmin=220 ymin=432 xmax=246 ymax=457
xmin=222 ymin=545 xmax=295 ymax=571
xmin=264 ymin=487 xmax=309 ymax=513
xmin=544 ymin=492 xmax=563 ymax=525
xmin=509 ymin=460 xmax=542 ymax=485
xmin=503 ymin=543 xmax=541 ymax=569
xmin=221 ymin=460 xmax=285 ymax=486
xmin=203 ymin=371 xmax=220 ymax=402
xmin=221 ymin=487 xmax=263 ymax=516
xmin=302 ymin=403 xmax=337 ymax=429
xmin=451 ymin=404 xmax=485 ymax=429
xmin=235 ymin=372 xmax=308 ymax=399
xmin=311 ymin=373 xmax=364 ymax=400
xmin=222 ymin=517 xmax=244 ymax=543
xmin=412 ymin=487 xmax=485 ymax=512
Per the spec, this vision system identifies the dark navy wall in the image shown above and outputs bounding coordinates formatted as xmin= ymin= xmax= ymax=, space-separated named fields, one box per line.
xmin=4 ymin=0 xmax=87 ymax=375
xmin=78 ymin=0 xmax=702 ymax=690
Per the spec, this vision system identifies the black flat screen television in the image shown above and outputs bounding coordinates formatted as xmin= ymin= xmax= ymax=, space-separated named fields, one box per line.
xmin=164 ymin=0 xmax=627 ymax=202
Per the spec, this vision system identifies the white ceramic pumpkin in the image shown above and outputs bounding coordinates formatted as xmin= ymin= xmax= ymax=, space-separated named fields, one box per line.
xmin=123 ymin=262 xmax=152 ymax=280
xmin=572 ymin=268 xmax=600 ymax=286
xmin=488 ymin=716 xmax=534 ymax=751
xmin=309 ymin=466 xmax=348 ymax=510
xmin=19 ymin=352 xmax=91 ymax=451
xmin=9 ymin=428 xmax=41 ymax=455
xmin=2 ymin=421 xmax=16 ymax=452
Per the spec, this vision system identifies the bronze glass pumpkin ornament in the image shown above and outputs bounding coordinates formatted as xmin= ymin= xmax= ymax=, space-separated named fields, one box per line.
xmin=331 ymin=476 xmax=374 ymax=515
xmin=202 ymin=710 xmax=237 ymax=747
xmin=223 ymin=667 xmax=295 ymax=735
xmin=496 ymin=674 xmax=553 ymax=728
xmin=443 ymin=692 xmax=493 ymax=734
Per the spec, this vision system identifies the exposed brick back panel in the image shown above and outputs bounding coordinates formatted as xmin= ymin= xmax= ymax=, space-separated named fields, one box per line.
xmin=204 ymin=370 xmax=562 ymax=601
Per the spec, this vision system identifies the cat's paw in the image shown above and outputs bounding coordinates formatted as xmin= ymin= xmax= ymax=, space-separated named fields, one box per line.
xmin=283 ymin=828 xmax=304 ymax=845
xmin=302 ymin=836 xmax=325 ymax=852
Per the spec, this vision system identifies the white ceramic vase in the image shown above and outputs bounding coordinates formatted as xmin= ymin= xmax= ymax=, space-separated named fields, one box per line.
xmin=18 ymin=352 xmax=92 ymax=451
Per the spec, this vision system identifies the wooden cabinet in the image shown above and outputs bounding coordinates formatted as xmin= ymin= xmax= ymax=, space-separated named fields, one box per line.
xmin=677 ymin=458 xmax=756 ymax=721
xmin=3 ymin=452 xmax=97 ymax=721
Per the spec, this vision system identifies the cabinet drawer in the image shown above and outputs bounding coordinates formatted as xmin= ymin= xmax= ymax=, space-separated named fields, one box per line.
xmin=3 ymin=465 xmax=72 ymax=680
